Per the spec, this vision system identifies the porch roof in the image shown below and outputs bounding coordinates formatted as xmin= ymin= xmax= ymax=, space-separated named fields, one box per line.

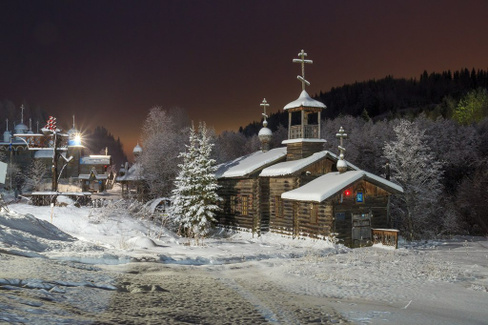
xmin=281 ymin=170 xmax=403 ymax=202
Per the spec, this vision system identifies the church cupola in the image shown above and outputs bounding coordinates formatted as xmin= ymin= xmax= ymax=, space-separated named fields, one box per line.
xmin=336 ymin=126 xmax=348 ymax=173
xmin=3 ymin=119 xmax=11 ymax=143
xmin=258 ymin=98 xmax=272 ymax=152
xmin=67 ymin=115 xmax=82 ymax=146
xmin=282 ymin=50 xmax=326 ymax=161
xmin=14 ymin=104 xmax=29 ymax=136
xmin=133 ymin=143 xmax=143 ymax=158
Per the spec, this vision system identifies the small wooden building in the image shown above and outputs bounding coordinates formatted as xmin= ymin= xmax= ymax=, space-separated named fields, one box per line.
xmin=281 ymin=170 xmax=403 ymax=247
xmin=79 ymin=168 xmax=108 ymax=192
xmin=116 ymin=162 xmax=146 ymax=199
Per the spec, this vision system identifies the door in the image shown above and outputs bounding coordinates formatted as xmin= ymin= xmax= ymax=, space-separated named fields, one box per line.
xmin=351 ymin=212 xmax=372 ymax=247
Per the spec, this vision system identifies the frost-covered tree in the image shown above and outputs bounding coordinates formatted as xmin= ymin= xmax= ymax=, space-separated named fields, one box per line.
xmin=140 ymin=107 xmax=190 ymax=198
xmin=170 ymin=122 xmax=221 ymax=240
xmin=383 ymin=119 xmax=444 ymax=240
xmin=25 ymin=160 xmax=47 ymax=191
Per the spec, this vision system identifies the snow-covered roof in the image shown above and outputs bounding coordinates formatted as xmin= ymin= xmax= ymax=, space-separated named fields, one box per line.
xmin=116 ymin=162 xmax=144 ymax=181
xmin=215 ymin=147 xmax=287 ymax=179
xmin=80 ymin=155 xmax=111 ymax=165
xmin=34 ymin=150 xmax=67 ymax=159
xmin=260 ymin=150 xmax=359 ymax=177
xmin=281 ymin=170 xmax=403 ymax=202
xmin=284 ymin=90 xmax=326 ymax=111
xmin=78 ymin=173 xmax=108 ymax=180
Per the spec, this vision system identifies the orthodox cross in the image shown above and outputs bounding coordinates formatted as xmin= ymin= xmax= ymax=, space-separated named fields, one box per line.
xmin=72 ymin=115 xmax=76 ymax=129
xmin=336 ymin=126 xmax=348 ymax=159
xmin=292 ymin=49 xmax=313 ymax=91
xmin=260 ymin=98 xmax=269 ymax=120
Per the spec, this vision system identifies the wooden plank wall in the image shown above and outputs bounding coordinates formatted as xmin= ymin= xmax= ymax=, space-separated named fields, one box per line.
xmin=286 ymin=142 xmax=325 ymax=161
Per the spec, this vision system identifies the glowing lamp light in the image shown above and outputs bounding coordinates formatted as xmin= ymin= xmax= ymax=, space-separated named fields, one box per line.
xmin=344 ymin=189 xmax=352 ymax=196
xmin=69 ymin=133 xmax=82 ymax=146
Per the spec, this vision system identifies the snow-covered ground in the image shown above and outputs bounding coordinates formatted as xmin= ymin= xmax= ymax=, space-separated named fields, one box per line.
xmin=1 ymin=197 xmax=487 ymax=324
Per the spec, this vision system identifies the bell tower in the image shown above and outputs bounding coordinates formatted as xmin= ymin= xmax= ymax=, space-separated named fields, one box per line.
xmin=282 ymin=50 xmax=326 ymax=161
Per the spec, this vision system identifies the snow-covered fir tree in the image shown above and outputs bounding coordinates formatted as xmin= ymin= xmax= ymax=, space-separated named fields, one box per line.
xmin=383 ymin=119 xmax=444 ymax=240
xmin=170 ymin=122 xmax=221 ymax=240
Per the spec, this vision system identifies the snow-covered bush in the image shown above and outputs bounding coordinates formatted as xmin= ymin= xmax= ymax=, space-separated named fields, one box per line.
xmin=88 ymin=199 xmax=152 ymax=223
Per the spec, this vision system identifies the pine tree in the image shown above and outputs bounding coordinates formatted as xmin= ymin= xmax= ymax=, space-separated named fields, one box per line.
xmin=170 ymin=122 xmax=221 ymax=240
xmin=383 ymin=119 xmax=444 ymax=240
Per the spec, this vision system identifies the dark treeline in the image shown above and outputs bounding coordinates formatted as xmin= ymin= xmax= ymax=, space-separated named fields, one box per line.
xmin=84 ymin=126 xmax=127 ymax=168
xmin=239 ymin=68 xmax=488 ymax=136
xmin=0 ymin=100 xmax=49 ymax=132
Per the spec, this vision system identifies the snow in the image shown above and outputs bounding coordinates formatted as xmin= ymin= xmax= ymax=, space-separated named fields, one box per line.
xmin=258 ymin=126 xmax=272 ymax=136
xmin=260 ymin=150 xmax=343 ymax=176
xmin=79 ymin=155 xmax=110 ymax=165
xmin=281 ymin=138 xmax=326 ymax=144
xmin=215 ymin=147 xmax=286 ymax=178
xmin=34 ymin=149 xmax=67 ymax=159
xmin=1 ymin=201 xmax=487 ymax=324
xmin=282 ymin=170 xmax=403 ymax=202
xmin=283 ymin=90 xmax=326 ymax=110
xmin=116 ymin=162 xmax=143 ymax=181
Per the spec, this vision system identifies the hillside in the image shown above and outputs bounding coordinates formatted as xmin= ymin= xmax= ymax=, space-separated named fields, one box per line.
xmin=239 ymin=68 xmax=488 ymax=136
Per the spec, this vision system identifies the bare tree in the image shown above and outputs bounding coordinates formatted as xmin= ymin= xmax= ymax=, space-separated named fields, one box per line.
xmin=139 ymin=107 xmax=190 ymax=198
xmin=383 ymin=119 xmax=445 ymax=240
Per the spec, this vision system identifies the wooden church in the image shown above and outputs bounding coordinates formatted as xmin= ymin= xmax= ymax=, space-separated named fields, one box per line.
xmin=215 ymin=50 xmax=403 ymax=247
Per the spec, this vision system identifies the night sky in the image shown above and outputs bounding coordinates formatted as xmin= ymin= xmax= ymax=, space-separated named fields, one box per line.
xmin=1 ymin=0 xmax=488 ymax=159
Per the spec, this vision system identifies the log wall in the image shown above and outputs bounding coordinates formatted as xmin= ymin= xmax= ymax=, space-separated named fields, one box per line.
xmin=216 ymin=178 xmax=260 ymax=233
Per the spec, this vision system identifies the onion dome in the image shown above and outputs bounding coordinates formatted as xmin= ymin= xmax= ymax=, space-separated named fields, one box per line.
xmin=336 ymin=126 xmax=348 ymax=173
xmin=3 ymin=119 xmax=11 ymax=142
xmin=258 ymin=99 xmax=272 ymax=152
xmin=133 ymin=143 xmax=143 ymax=157
xmin=14 ymin=122 xmax=28 ymax=134
xmin=3 ymin=130 xmax=11 ymax=143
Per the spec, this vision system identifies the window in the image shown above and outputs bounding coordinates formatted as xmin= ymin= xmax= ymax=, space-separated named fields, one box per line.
xmin=310 ymin=203 xmax=318 ymax=224
xmin=275 ymin=196 xmax=283 ymax=218
xmin=241 ymin=196 xmax=248 ymax=216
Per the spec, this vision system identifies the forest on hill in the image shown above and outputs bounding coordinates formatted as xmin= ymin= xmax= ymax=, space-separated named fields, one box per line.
xmin=239 ymin=68 xmax=488 ymax=136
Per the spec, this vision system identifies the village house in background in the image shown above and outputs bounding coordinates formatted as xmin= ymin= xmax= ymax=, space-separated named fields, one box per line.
xmin=0 ymin=113 xmax=113 ymax=193
xmin=215 ymin=50 xmax=403 ymax=247
xmin=116 ymin=143 xmax=146 ymax=199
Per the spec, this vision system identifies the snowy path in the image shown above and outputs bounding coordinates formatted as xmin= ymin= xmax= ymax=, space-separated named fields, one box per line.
xmin=1 ymin=204 xmax=488 ymax=324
